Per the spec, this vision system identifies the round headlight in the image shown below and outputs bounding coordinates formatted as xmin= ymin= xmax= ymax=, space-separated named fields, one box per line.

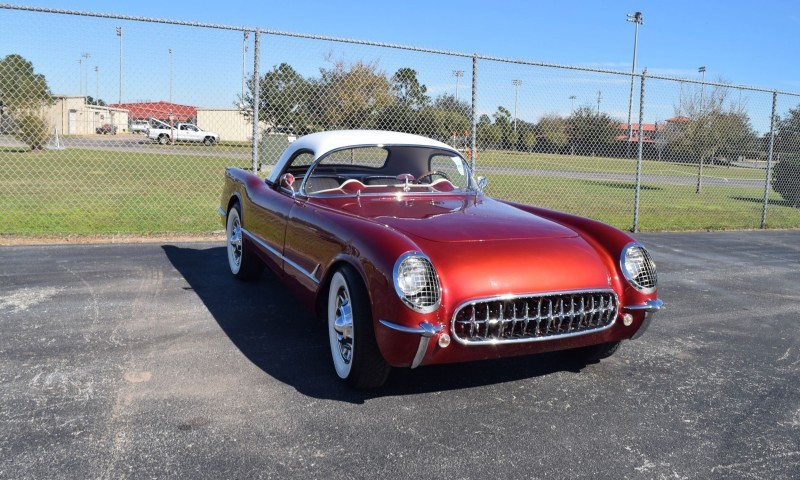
xmin=393 ymin=252 xmax=440 ymax=313
xmin=620 ymin=242 xmax=658 ymax=293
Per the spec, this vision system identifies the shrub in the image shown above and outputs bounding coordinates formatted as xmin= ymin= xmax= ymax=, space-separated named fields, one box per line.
xmin=772 ymin=154 xmax=800 ymax=207
xmin=14 ymin=113 xmax=49 ymax=151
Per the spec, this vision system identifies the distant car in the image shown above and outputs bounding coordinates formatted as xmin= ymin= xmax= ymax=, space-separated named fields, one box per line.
xmin=96 ymin=124 xmax=117 ymax=135
xmin=147 ymin=121 xmax=219 ymax=146
xmin=219 ymin=130 xmax=663 ymax=388
xmin=129 ymin=119 xmax=149 ymax=134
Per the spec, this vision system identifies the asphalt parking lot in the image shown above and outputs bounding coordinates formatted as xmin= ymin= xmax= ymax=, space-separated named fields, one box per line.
xmin=1 ymin=231 xmax=798 ymax=479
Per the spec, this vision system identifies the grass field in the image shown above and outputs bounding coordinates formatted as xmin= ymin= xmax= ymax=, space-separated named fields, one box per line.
xmin=0 ymin=147 xmax=797 ymax=236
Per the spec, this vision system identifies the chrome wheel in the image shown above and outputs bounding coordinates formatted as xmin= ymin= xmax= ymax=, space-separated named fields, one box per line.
xmin=328 ymin=271 xmax=354 ymax=378
xmin=226 ymin=207 xmax=243 ymax=275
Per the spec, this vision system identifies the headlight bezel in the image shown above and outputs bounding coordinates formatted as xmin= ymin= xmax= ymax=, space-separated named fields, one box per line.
xmin=620 ymin=242 xmax=658 ymax=294
xmin=393 ymin=252 xmax=441 ymax=313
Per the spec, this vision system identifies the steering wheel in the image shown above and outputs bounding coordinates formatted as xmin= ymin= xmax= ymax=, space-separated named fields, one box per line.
xmin=415 ymin=170 xmax=451 ymax=184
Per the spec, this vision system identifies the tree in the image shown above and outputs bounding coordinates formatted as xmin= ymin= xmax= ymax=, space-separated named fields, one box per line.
xmin=0 ymin=54 xmax=53 ymax=150
xmin=775 ymin=104 xmax=800 ymax=154
xmin=670 ymin=82 xmax=757 ymax=192
xmin=86 ymin=96 xmax=107 ymax=107
xmin=240 ymin=63 xmax=312 ymax=134
xmin=772 ymin=154 xmax=800 ymax=207
xmin=567 ymin=106 xmax=619 ymax=156
xmin=536 ymin=114 xmax=568 ymax=153
xmin=0 ymin=54 xmax=52 ymax=114
xmin=314 ymin=59 xmax=394 ymax=130
xmin=390 ymin=68 xmax=429 ymax=109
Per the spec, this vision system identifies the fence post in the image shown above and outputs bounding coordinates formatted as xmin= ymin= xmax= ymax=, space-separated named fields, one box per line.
xmin=471 ymin=54 xmax=478 ymax=174
xmin=632 ymin=69 xmax=646 ymax=233
xmin=251 ymin=30 xmax=261 ymax=173
xmin=760 ymin=91 xmax=777 ymax=229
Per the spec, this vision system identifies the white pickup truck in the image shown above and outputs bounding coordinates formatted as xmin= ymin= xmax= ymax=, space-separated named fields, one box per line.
xmin=146 ymin=120 xmax=219 ymax=146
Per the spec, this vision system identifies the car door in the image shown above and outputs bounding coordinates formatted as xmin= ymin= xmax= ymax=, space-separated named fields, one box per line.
xmin=245 ymin=150 xmax=314 ymax=274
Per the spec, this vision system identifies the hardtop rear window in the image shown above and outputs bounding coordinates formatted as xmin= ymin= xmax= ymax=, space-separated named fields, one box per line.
xmin=319 ymin=146 xmax=388 ymax=169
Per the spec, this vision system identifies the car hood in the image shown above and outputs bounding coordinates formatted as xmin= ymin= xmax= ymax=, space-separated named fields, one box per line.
xmin=334 ymin=195 xmax=578 ymax=243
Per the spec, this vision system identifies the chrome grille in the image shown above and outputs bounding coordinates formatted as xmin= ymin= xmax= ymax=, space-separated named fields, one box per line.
xmin=623 ymin=244 xmax=658 ymax=291
xmin=452 ymin=291 xmax=618 ymax=344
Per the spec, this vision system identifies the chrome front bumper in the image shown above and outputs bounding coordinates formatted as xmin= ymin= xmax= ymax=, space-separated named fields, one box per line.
xmin=624 ymin=298 xmax=663 ymax=340
xmin=379 ymin=320 xmax=445 ymax=369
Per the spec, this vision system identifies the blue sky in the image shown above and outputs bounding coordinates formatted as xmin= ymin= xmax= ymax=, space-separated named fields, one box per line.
xmin=2 ymin=1 xmax=800 ymax=133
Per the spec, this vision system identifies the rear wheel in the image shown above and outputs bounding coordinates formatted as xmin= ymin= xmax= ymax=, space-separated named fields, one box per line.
xmin=327 ymin=266 xmax=390 ymax=389
xmin=226 ymin=203 xmax=264 ymax=281
xmin=571 ymin=341 xmax=622 ymax=363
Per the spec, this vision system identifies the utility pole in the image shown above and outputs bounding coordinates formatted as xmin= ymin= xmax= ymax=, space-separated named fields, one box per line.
xmin=116 ymin=27 xmax=123 ymax=104
xmin=512 ymin=79 xmax=522 ymax=132
xmin=569 ymin=95 xmax=576 ymax=113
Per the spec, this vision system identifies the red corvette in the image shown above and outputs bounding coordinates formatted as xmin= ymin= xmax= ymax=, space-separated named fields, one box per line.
xmin=219 ymin=130 xmax=662 ymax=388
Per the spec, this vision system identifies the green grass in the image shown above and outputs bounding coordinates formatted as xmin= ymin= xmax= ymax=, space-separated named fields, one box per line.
xmin=477 ymin=150 xmax=768 ymax=180
xmin=0 ymin=147 xmax=797 ymax=236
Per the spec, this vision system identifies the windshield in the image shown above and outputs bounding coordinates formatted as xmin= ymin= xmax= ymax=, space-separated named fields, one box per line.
xmin=296 ymin=145 xmax=476 ymax=196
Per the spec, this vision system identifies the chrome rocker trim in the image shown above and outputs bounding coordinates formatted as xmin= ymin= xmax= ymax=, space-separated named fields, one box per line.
xmin=379 ymin=320 xmax=445 ymax=369
xmin=624 ymin=298 xmax=663 ymax=340
xmin=217 ymin=205 xmax=227 ymax=217
xmin=240 ymin=227 xmax=320 ymax=285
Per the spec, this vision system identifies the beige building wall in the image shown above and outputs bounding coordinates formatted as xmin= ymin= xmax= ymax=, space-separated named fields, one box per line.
xmin=44 ymin=96 xmax=130 ymax=135
xmin=196 ymin=108 xmax=268 ymax=143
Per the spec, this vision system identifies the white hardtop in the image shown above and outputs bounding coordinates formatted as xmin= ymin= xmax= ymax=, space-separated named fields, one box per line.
xmin=267 ymin=130 xmax=461 ymax=183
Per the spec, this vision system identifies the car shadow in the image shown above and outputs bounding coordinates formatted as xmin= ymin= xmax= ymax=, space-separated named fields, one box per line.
xmin=162 ymin=244 xmax=591 ymax=404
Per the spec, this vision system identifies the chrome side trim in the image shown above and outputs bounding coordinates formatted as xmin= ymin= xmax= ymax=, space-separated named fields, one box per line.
xmin=379 ymin=320 xmax=445 ymax=369
xmin=240 ymin=227 xmax=320 ymax=285
xmin=217 ymin=205 xmax=227 ymax=217
xmin=626 ymin=298 xmax=663 ymax=340
xmin=450 ymin=289 xmax=619 ymax=346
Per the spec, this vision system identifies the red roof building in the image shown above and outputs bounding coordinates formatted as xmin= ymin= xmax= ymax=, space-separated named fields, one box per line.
xmin=107 ymin=101 xmax=197 ymax=122
xmin=616 ymin=122 xmax=665 ymax=143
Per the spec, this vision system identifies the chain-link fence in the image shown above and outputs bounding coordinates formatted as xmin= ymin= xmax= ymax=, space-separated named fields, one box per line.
xmin=2 ymin=4 xmax=799 ymax=236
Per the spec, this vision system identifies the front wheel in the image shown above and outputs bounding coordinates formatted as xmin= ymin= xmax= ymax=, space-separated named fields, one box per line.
xmin=226 ymin=203 xmax=264 ymax=281
xmin=158 ymin=134 xmax=169 ymax=145
xmin=327 ymin=266 xmax=390 ymax=389
xmin=203 ymin=136 xmax=215 ymax=146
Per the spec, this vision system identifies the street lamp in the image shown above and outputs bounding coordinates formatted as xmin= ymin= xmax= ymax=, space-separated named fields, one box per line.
xmin=168 ymin=48 xmax=173 ymax=104
xmin=242 ymin=31 xmax=250 ymax=104
xmin=116 ymin=26 xmax=123 ymax=104
xmin=626 ymin=11 xmax=643 ymax=148
xmin=512 ymin=79 xmax=522 ymax=132
xmin=453 ymin=70 xmax=464 ymax=102
xmin=569 ymin=95 xmax=576 ymax=113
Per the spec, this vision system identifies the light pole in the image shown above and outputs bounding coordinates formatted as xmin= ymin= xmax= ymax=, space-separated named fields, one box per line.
xmin=512 ymin=79 xmax=522 ymax=132
xmin=597 ymin=90 xmax=602 ymax=114
xmin=569 ymin=95 xmax=576 ymax=113
xmin=626 ymin=12 xmax=643 ymax=150
xmin=116 ymin=26 xmax=123 ymax=104
xmin=698 ymin=66 xmax=706 ymax=113
xmin=77 ymin=59 xmax=82 ymax=96
xmin=94 ymin=66 xmax=99 ymax=102
xmin=696 ymin=65 xmax=707 ymax=194
xmin=453 ymin=70 xmax=464 ymax=102
xmin=81 ymin=52 xmax=90 ymax=99
xmin=168 ymin=48 xmax=173 ymax=104
xmin=242 ymin=31 xmax=249 ymax=104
